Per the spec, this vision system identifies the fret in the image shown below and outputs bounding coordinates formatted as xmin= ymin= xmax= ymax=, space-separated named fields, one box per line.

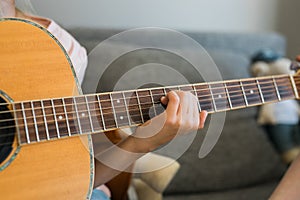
xmin=208 ymin=84 xmax=217 ymax=111
xmin=137 ymin=90 xmax=153 ymax=122
xmin=85 ymin=96 xmax=95 ymax=132
xmin=85 ymin=95 xmax=104 ymax=132
xmin=14 ymin=103 xmax=27 ymax=144
xmin=166 ymin=86 xmax=177 ymax=92
xmin=192 ymin=84 xmax=202 ymax=112
xmin=256 ymin=79 xmax=265 ymax=103
xmin=31 ymin=101 xmax=40 ymax=142
xmin=149 ymin=89 xmax=166 ymax=116
xmin=62 ymin=98 xmax=71 ymax=137
xmin=178 ymin=85 xmax=203 ymax=111
xmin=24 ymin=102 xmax=38 ymax=142
xmin=63 ymin=98 xmax=80 ymax=135
xmin=109 ymin=93 xmax=119 ymax=128
xmin=226 ymin=81 xmax=247 ymax=109
xmin=293 ymin=75 xmax=300 ymax=97
xmin=41 ymin=100 xmax=50 ymax=140
xmin=194 ymin=84 xmax=214 ymax=112
xmin=98 ymin=94 xmax=117 ymax=129
xmin=272 ymin=77 xmax=281 ymax=101
xmin=290 ymin=74 xmax=299 ymax=98
xmin=240 ymin=80 xmax=262 ymax=106
xmin=257 ymin=78 xmax=278 ymax=102
xmin=42 ymin=100 xmax=59 ymax=139
xmin=149 ymin=89 xmax=157 ymax=116
xmin=21 ymin=102 xmax=35 ymax=142
xmin=135 ymin=91 xmax=145 ymax=124
xmin=96 ymin=94 xmax=107 ymax=130
xmin=52 ymin=99 xmax=71 ymax=137
xmin=110 ymin=92 xmax=130 ymax=127
xmin=163 ymin=88 xmax=167 ymax=96
xmin=240 ymin=81 xmax=248 ymax=107
xmin=177 ymin=85 xmax=191 ymax=92
xmin=124 ymin=90 xmax=150 ymax=124
xmin=73 ymin=97 xmax=83 ymax=134
xmin=31 ymin=101 xmax=49 ymax=141
xmin=21 ymin=102 xmax=30 ymax=143
xmin=12 ymin=103 xmax=22 ymax=144
xmin=224 ymin=83 xmax=233 ymax=109
xmin=150 ymin=88 xmax=165 ymax=102
xmin=274 ymin=76 xmax=295 ymax=99
xmin=122 ymin=92 xmax=132 ymax=126
xmin=57 ymin=98 xmax=71 ymax=136
xmin=51 ymin=99 xmax=60 ymax=138
xmin=73 ymin=96 xmax=92 ymax=134
xmin=209 ymin=83 xmax=230 ymax=111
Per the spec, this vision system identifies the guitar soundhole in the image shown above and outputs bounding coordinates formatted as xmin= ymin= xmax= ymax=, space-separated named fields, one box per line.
xmin=0 ymin=96 xmax=15 ymax=164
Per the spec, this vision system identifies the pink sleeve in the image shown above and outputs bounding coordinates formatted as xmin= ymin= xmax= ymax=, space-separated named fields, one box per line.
xmin=39 ymin=19 xmax=112 ymax=197
xmin=46 ymin=20 xmax=88 ymax=84
xmin=22 ymin=16 xmax=111 ymax=196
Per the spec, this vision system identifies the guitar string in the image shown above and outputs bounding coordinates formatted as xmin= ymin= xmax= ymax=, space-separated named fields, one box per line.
xmin=0 ymin=78 xmax=293 ymax=116
xmin=0 ymin=125 xmax=114 ymax=147
xmin=0 ymin=84 xmax=294 ymax=132
xmin=0 ymin=91 xmax=294 ymax=148
xmin=0 ymin=86 xmax=292 ymax=127
xmin=0 ymin=88 xmax=297 ymax=146
xmin=0 ymin=89 xmax=293 ymax=139
xmin=0 ymin=75 xmax=293 ymax=109
xmin=0 ymin=121 xmax=114 ymax=147
xmin=0 ymin=83 xmax=289 ymax=121
xmin=0 ymin=76 xmax=290 ymax=118
xmin=0 ymin=89 xmax=284 ymax=147
xmin=0 ymin=76 xmax=296 ymax=133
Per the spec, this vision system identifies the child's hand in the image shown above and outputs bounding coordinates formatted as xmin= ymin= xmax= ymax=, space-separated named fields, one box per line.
xmin=132 ymin=91 xmax=208 ymax=152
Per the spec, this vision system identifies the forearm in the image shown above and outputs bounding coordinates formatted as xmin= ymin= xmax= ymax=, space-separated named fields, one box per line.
xmin=94 ymin=91 xmax=208 ymax=186
xmin=270 ymin=154 xmax=300 ymax=200
xmin=93 ymin=135 xmax=148 ymax=187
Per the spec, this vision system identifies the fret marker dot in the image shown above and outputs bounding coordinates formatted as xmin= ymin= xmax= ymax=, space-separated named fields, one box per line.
xmin=81 ymin=113 xmax=85 ymax=117
xmin=117 ymin=99 xmax=120 ymax=103
xmin=58 ymin=116 xmax=63 ymax=120
xmin=218 ymin=94 xmax=222 ymax=98
xmin=250 ymin=90 xmax=254 ymax=94
xmin=120 ymin=116 xmax=124 ymax=120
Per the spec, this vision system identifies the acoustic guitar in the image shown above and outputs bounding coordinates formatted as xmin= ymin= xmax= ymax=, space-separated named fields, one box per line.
xmin=0 ymin=18 xmax=300 ymax=199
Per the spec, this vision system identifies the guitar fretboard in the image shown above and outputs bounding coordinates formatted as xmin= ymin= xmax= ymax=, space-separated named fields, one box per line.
xmin=12 ymin=74 xmax=300 ymax=145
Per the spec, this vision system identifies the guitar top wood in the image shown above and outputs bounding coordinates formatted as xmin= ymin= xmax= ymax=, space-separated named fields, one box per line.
xmin=0 ymin=18 xmax=94 ymax=200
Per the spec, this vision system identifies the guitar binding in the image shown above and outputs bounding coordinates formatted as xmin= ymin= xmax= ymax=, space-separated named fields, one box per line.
xmin=0 ymin=91 xmax=15 ymax=164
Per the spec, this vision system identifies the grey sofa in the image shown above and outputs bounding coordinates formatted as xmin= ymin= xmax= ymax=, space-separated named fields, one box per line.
xmin=69 ymin=28 xmax=287 ymax=200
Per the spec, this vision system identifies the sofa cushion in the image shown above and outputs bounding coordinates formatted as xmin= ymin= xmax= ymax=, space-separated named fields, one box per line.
xmin=164 ymin=181 xmax=278 ymax=200
xmin=163 ymin=108 xmax=286 ymax=194
xmin=79 ymin=38 xmax=286 ymax=194
xmin=70 ymin=28 xmax=287 ymax=197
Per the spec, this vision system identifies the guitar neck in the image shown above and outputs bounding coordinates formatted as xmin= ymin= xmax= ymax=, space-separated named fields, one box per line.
xmin=12 ymin=74 xmax=300 ymax=145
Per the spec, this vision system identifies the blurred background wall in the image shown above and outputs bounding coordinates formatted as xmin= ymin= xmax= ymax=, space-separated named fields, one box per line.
xmin=30 ymin=0 xmax=300 ymax=58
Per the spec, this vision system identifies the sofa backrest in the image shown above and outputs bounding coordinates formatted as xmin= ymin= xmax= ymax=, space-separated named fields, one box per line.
xmin=68 ymin=28 xmax=287 ymax=193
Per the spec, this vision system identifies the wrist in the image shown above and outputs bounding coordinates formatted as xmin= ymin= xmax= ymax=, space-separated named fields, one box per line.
xmin=120 ymin=135 xmax=153 ymax=154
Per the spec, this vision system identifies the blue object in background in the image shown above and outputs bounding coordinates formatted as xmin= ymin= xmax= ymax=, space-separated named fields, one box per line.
xmin=251 ymin=49 xmax=282 ymax=63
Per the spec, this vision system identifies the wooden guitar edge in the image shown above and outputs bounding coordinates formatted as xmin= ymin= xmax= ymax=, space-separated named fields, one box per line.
xmin=0 ymin=18 xmax=94 ymax=199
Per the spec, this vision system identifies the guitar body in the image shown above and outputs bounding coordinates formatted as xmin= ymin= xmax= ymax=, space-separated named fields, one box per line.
xmin=0 ymin=18 xmax=94 ymax=199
